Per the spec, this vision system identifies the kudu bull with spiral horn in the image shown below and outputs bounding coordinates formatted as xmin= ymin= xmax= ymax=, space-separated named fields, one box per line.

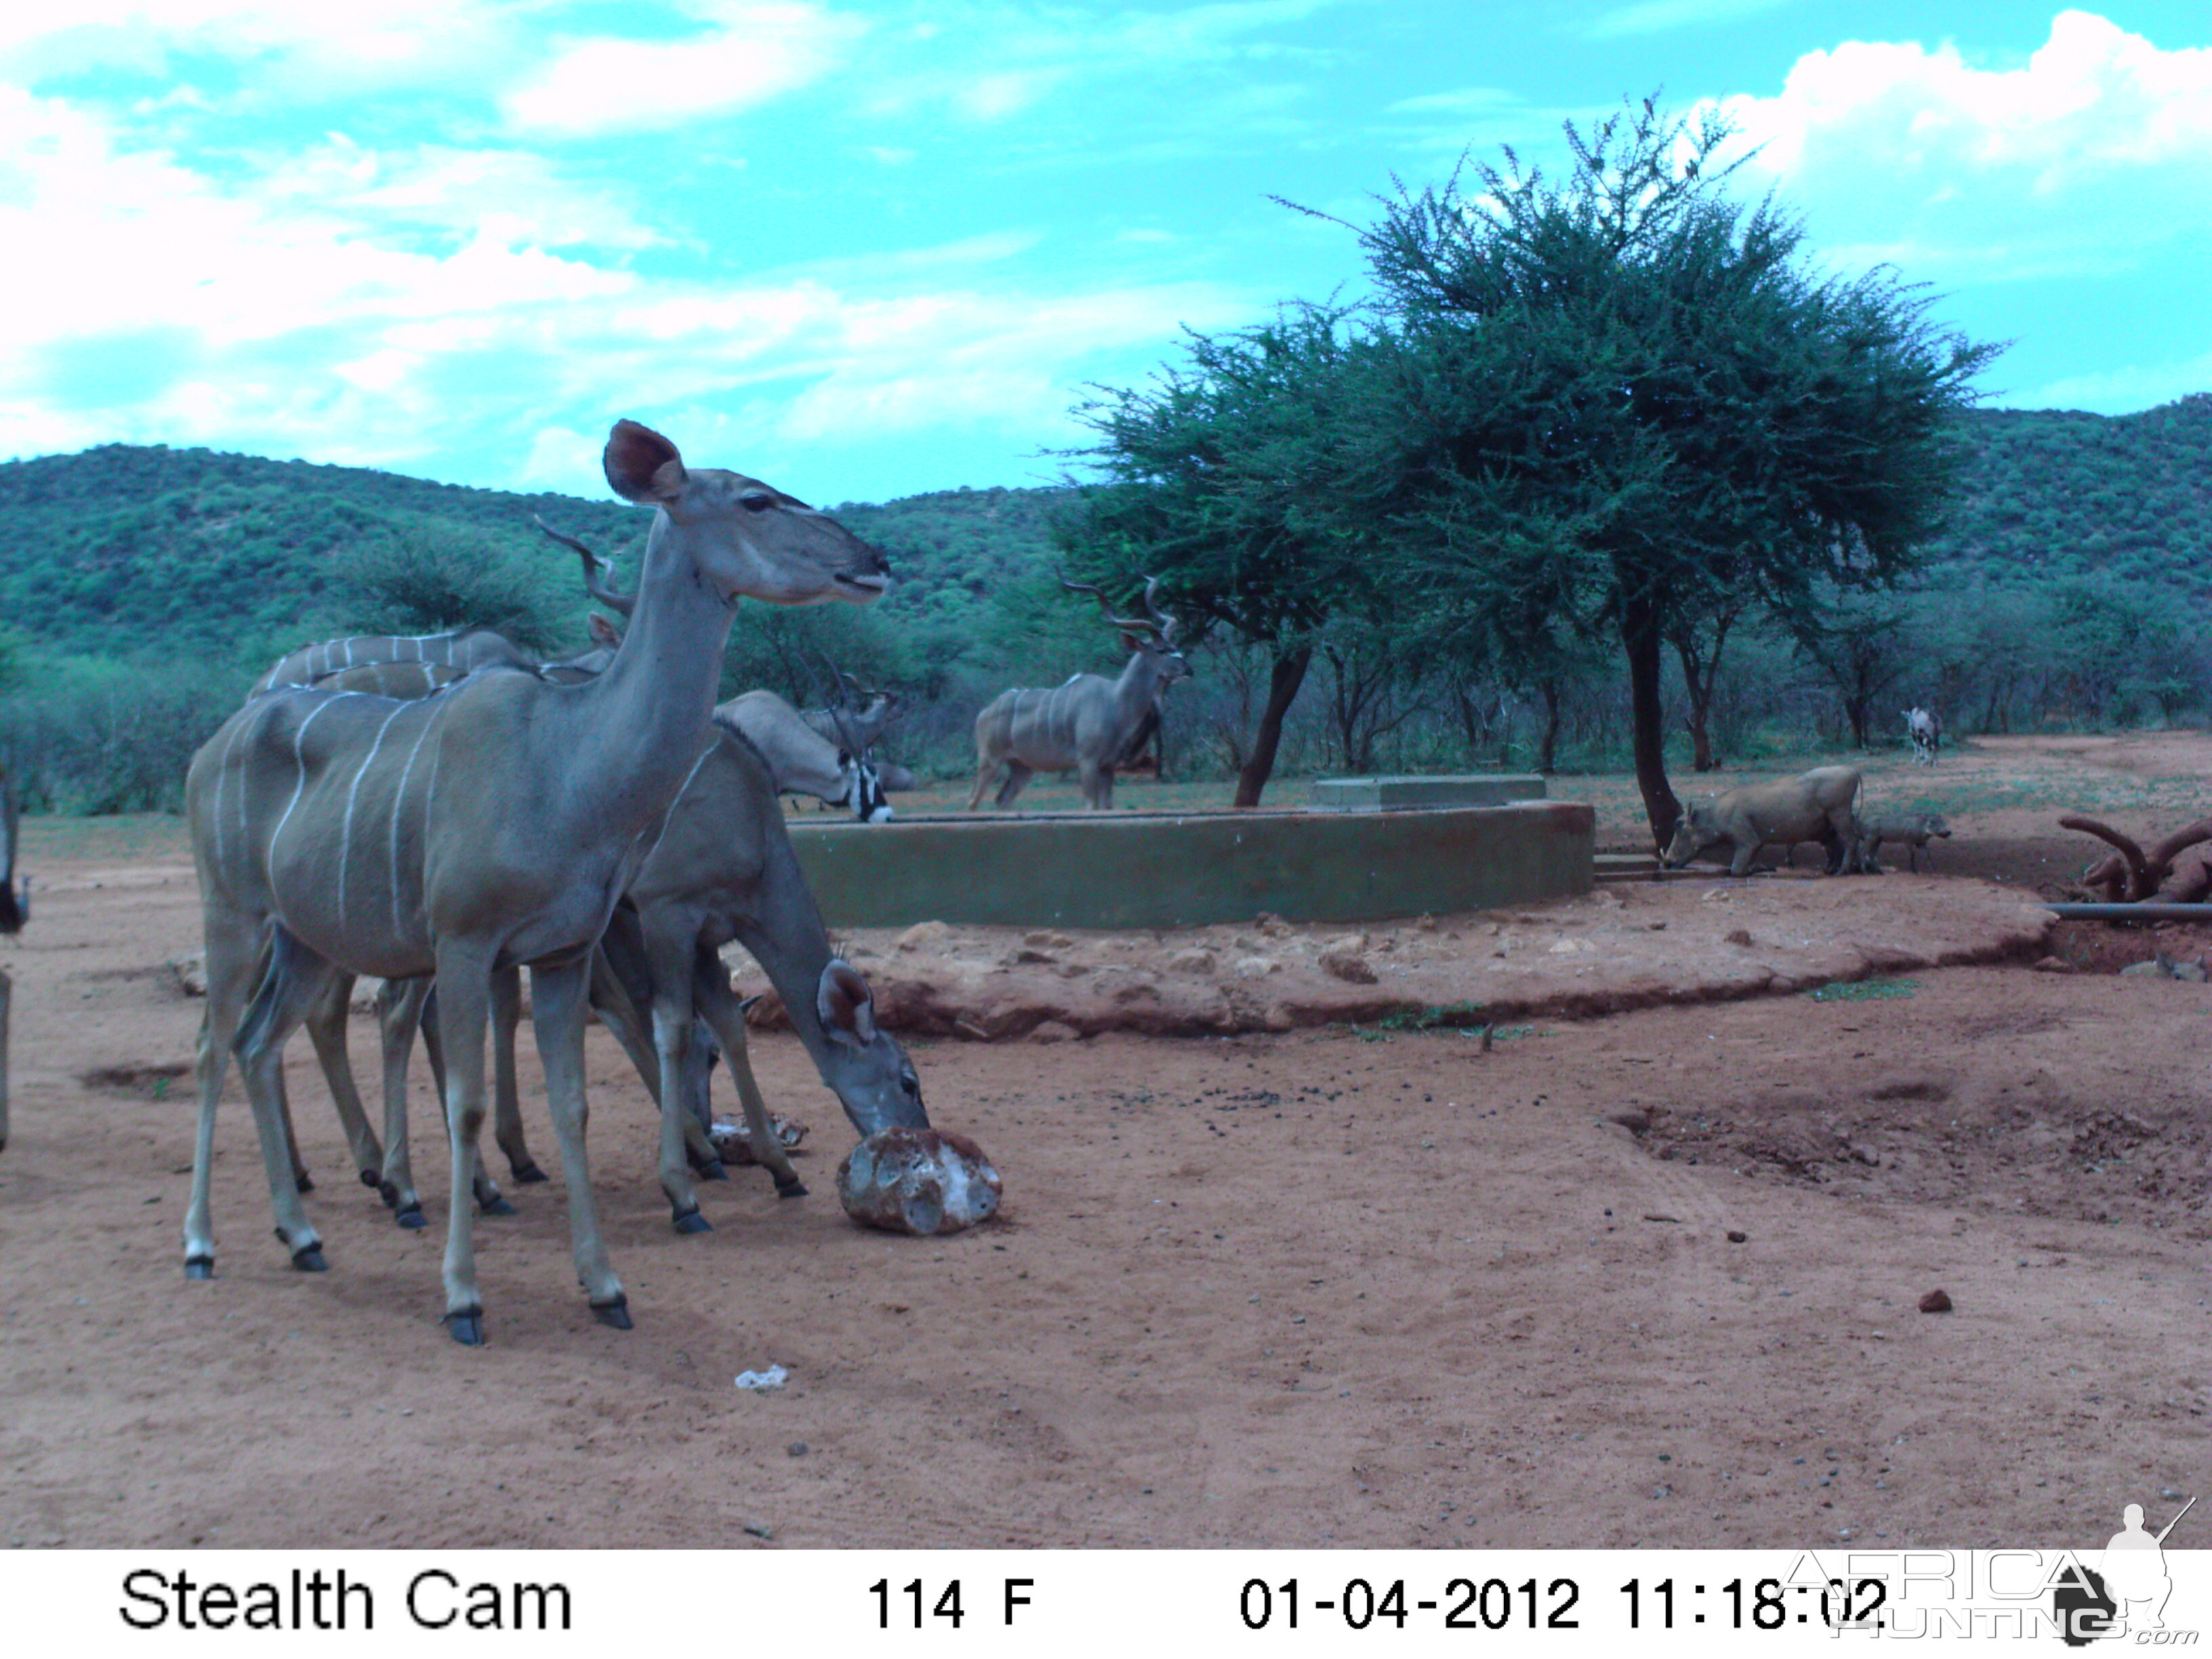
xmin=968 ymin=577 xmax=1188 ymax=811
xmin=184 ymin=419 xmax=924 ymax=1345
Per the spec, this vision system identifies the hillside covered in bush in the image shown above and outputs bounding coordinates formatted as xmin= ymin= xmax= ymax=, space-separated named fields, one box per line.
xmin=0 ymin=396 xmax=2204 ymax=813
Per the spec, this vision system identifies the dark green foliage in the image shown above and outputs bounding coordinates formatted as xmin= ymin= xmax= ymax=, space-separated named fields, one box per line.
xmin=1924 ymin=396 xmax=2212 ymax=600
xmin=1055 ymin=305 xmax=1407 ymax=801
xmin=1354 ymin=98 xmax=1999 ymax=841
xmin=337 ymin=526 xmax=579 ymax=653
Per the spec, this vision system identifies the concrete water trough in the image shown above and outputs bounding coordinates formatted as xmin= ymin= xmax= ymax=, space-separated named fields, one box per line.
xmin=785 ymin=799 xmax=1595 ymax=930
xmin=1307 ymin=773 xmax=1548 ymax=811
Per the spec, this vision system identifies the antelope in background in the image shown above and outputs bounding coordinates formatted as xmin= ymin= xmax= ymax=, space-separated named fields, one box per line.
xmin=1906 ymin=706 xmax=1941 ymax=765
xmin=968 ymin=577 xmax=1188 ymax=811
xmin=183 ymin=419 xmax=920 ymax=1345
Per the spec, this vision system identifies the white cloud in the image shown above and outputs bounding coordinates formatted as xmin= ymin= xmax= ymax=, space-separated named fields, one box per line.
xmin=0 ymin=77 xmax=1258 ymax=494
xmin=1584 ymin=0 xmax=1792 ymax=41
xmin=501 ymin=3 xmax=863 ymax=138
xmin=0 ymin=0 xmax=523 ymax=102
xmin=1708 ymin=12 xmax=2212 ymax=281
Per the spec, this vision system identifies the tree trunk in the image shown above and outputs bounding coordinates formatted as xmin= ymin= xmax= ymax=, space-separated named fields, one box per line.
xmin=1620 ymin=589 xmax=1680 ymax=848
xmin=1235 ymin=643 xmax=1312 ymax=808
xmin=1538 ymin=678 xmax=1561 ymax=774
xmin=1679 ymin=648 xmax=1717 ymax=771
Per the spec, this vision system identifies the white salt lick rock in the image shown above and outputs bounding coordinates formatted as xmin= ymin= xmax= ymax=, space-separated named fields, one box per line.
xmin=837 ymin=1128 xmax=1003 ymax=1236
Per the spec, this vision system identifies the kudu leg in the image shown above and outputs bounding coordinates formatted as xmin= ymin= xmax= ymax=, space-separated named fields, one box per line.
xmin=644 ymin=929 xmax=712 ymax=1231
xmin=431 ymin=947 xmax=501 ymax=1344
xmin=693 ymin=949 xmax=804 ymax=1197
xmin=525 ymin=954 xmax=629 ymax=1330
xmin=232 ymin=925 xmax=339 ymax=1273
xmin=994 ymin=762 xmax=1034 ymax=808
xmin=373 ymin=978 xmax=429 ymax=1228
xmin=590 ymin=941 xmax=724 ymax=1181
xmin=303 ymin=970 xmax=386 ymax=1189
xmin=184 ymin=918 xmax=274 ymax=1278
xmin=491 ymin=965 xmax=546 ymax=1184
xmin=419 ymin=984 xmax=514 ymax=1216
xmin=965 ymin=757 xmax=1000 ymax=811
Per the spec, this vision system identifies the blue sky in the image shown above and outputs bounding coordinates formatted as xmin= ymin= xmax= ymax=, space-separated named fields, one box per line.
xmin=3 ymin=3 xmax=2207 ymax=504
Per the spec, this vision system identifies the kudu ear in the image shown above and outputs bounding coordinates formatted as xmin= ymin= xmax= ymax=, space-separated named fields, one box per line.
xmin=588 ymin=611 xmax=622 ymax=648
xmin=817 ymin=960 xmax=879 ymax=1046
xmin=604 ymin=419 xmax=687 ymax=503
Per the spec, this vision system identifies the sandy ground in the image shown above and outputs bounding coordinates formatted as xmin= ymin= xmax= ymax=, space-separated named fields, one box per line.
xmin=1 ymin=733 xmax=2208 ymax=1549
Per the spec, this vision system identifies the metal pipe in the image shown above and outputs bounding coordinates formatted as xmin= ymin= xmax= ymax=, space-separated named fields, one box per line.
xmin=2044 ymin=903 xmax=2212 ymax=922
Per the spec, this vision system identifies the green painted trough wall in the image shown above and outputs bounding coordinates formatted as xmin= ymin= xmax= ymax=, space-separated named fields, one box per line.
xmin=785 ymin=800 xmax=1594 ymax=930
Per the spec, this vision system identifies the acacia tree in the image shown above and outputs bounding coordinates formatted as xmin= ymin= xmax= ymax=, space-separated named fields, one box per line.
xmin=1355 ymin=98 xmax=1999 ymax=844
xmin=1056 ymin=306 xmax=1401 ymax=806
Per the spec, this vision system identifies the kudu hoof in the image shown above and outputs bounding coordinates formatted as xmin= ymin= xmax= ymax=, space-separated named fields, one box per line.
xmin=510 ymin=1162 xmax=550 ymax=1185
xmin=444 ymin=1308 xmax=487 ymax=1347
xmin=378 ymin=1179 xmax=401 ymax=1211
xmin=672 ymin=1208 xmax=713 ymax=1235
xmin=774 ymin=1176 xmax=808 ymax=1200
xmin=184 ymin=1256 xmax=214 ymax=1282
xmin=358 ymin=1169 xmax=383 ymax=1190
xmin=395 ymin=1204 xmax=428 ymax=1231
xmin=695 ymin=1160 xmax=729 ymax=1183
xmin=478 ymin=1194 xmax=517 ymax=1218
xmin=590 ymin=1296 xmax=632 ymax=1330
xmin=294 ymin=1172 xmax=316 ymax=1195
xmin=288 ymin=1242 xmax=329 ymax=1273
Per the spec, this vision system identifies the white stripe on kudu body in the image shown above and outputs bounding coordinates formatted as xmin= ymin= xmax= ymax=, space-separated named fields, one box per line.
xmin=184 ymin=420 xmax=904 ymax=1346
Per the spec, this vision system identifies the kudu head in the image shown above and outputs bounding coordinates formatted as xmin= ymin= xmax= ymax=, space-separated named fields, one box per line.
xmin=602 ymin=420 xmax=891 ymax=609
xmin=815 ymin=960 xmax=927 ymax=1132
xmin=1063 ymin=575 xmax=1189 ymax=691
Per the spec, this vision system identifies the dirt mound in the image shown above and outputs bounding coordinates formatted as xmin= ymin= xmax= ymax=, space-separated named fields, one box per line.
xmin=741 ymin=876 xmax=2054 ymax=1040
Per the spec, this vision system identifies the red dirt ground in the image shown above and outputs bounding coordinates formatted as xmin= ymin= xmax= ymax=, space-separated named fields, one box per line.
xmin=1 ymin=733 xmax=2207 ymax=1549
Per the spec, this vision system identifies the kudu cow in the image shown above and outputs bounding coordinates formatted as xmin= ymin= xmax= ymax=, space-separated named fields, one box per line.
xmin=184 ymin=420 xmax=921 ymax=1345
xmin=272 ymin=541 xmax=897 ymax=1227
xmin=968 ymin=577 xmax=1187 ymax=811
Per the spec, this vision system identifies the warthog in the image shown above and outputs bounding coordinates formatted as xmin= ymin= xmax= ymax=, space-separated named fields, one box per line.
xmin=1662 ymin=765 xmax=1863 ymax=877
xmin=1853 ymin=811 xmax=1952 ymax=874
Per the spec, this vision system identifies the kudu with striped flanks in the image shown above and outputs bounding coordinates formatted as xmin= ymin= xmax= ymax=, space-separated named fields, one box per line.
xmin=184 ymin=419 xmax=920 ymax=1345
xmin=967 ymin=577 xmax=1188 ymax=811
xmin=272 ymin=533 xmax=888 ymax=1226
